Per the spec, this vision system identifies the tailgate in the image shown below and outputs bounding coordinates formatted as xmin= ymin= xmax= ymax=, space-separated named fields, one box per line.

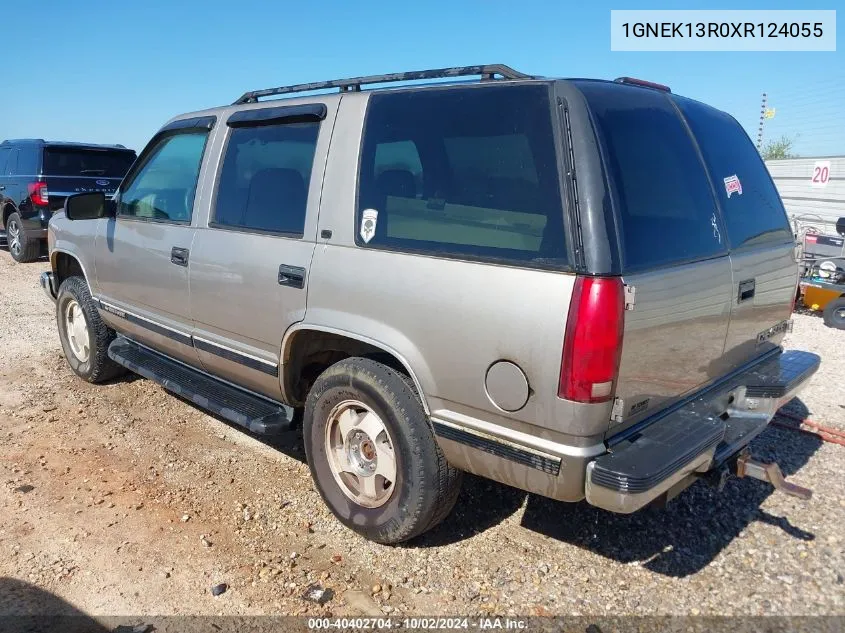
xmin=45 ymin=175 xmax=123 ymax=211
xmin=673 ymin=95 xmax=797 ymax=372
xmin=574 ymin=81 xmax=736 ymax=428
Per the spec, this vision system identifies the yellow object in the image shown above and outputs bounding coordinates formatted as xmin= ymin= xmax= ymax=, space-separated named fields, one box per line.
xmin=764 ymin=108 xmax=776 ymax=119
xmin=802 ymin=284 xmax=841 ymax=311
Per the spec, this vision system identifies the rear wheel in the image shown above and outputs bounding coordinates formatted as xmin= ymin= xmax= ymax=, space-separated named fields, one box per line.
xmin=56 ymin=276 xmax=126 ymax=383
xmin=303 ymin=357 xmax=462 ymax=544
xmin=6 ymin=213 xmax=40 ymax=263
xmin=822 ymin=297 xmax=845 ymax=330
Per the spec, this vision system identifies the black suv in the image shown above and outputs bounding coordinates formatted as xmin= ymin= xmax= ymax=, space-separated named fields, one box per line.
xmin=0 ymin=139 xmax=136 ymax=262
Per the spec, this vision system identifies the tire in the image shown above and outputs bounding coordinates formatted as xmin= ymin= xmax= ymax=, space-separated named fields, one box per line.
xmin=6 ymin=213 xmax=40 ymax=263
xmin=822 ymin=297 xmax=845 ymax=330
xmin=304 ymin=357 xmax=462 ymax=544
xmin=56 ymin=276 xmax=126 ymax=383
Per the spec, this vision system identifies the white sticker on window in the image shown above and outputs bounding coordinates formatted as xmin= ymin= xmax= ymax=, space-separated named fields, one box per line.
xmin=360 ymin=209 xmax=378 ymax=243
xmin=711 ymin=213 xmax=721 ymax=244
xmin=724 ymin=174 xmax=742 ymax=198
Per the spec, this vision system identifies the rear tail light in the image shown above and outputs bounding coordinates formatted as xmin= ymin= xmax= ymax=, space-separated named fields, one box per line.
xmin=559 ymin=276 xmax=625 ymax=403
xmin=28 ymin=182 xmax=49 ymax=207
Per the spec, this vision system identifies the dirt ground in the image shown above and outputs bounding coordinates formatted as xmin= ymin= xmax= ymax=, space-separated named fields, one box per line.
xmin=1 ymin=251 xmax=843 ymax=618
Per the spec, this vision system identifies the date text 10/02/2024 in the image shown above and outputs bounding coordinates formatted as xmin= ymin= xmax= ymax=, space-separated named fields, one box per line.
xmin=307 ymin=617 xmax=528 ymax=630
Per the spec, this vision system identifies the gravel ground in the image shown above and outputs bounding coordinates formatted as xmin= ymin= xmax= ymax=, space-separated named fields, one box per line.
xmin=0 ymin=249 xmax=843 ymax=618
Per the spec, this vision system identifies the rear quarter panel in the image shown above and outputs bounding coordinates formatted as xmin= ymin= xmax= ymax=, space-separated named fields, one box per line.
xmin=304 ymin=92 xmax=607 ymax=445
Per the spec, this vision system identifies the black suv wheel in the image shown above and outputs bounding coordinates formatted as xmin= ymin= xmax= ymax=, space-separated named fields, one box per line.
xmin=6 ymin=213 xmax=40 ymax=263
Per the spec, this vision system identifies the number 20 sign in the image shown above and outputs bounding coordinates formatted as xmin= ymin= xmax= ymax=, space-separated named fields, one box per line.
xmin=811 ymin=160 xmax=831 ymax=188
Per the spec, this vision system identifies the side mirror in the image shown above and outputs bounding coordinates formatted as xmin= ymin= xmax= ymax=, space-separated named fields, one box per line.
xmin=65 ymin=192 xmax=109 ymax=221
xmin=836 ymin=217 xmax=845 ymax=237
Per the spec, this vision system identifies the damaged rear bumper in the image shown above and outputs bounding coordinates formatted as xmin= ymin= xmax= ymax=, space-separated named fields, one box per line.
xmin=585 ymin=349 xmax=820 ymax=513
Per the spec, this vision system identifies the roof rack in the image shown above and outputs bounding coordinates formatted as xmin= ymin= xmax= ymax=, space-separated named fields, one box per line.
xmin=234 ymin=64 xmax=534 ymax=105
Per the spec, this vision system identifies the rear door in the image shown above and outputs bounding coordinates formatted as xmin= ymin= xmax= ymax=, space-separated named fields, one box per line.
xmin=189 ymin=102 xmax=335 ymax=399
xmin=675 ymin=97 xmax=797 ymax=369
xmin=577 ymin=82 xmax=734 ymax=427
xmin=41 ymin=146 xmax=136 ymax=211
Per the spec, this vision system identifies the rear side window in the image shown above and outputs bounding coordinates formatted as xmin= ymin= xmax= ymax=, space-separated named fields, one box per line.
xmin=18 ymin=147 xmax=39 ymax=175
xmin=675 ymin=97 xmax=792 ymax=249
xmin=213 ymin=122 xmax=319 ymax=236
xmin=5 ymin=149 xmax=18 ymax=176
xmin=0 ymin=148 xmax=10 ymax=175
xmin=578 ymin=82 xmax=725 ymax=271
xmin=357 ymin=85 xmax=567 ymax=266
xmin=43 ymin=148 xmax=135 ymax=178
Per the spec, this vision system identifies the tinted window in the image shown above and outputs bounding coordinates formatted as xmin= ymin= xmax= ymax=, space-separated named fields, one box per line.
xmin=18 ymin=147 xmax=39 ymax=175
xmin=5 ymin=149 xmax=18 ymax=176
xmin=579 ymin=82 xmax=724 ymax=271
xmin=675 ymin=97 xmax=792 ymax=249
xmin=213 ymin=122 xmax=319 ymax=235
xmin=0 ymin=148 xmax=10 ymax=175
xmin=44 ymin=148 xmax=135 ymax=177
xmin=118 ymin=132 xmax=207 ymax=222
xmin=357 ymin=85 xmax=567 ymax=266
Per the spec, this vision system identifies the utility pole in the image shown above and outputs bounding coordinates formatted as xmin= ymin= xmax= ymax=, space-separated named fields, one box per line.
xmin=756 ymin=92 xmax=768 ymax=150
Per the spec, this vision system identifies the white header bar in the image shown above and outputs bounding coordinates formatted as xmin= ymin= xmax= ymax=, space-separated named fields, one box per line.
xmin=611 ymin=10 xmax=836 ymax=51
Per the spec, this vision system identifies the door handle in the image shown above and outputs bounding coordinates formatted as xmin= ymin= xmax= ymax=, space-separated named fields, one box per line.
xmin=171 ymin=247 xmax=189 ymax=267
xmin=738 ymin=278 xmax=756 ymax=302
xmin=278 ymin=264 xmax=306 ymax=289
xmin=0 ymin=185 xmax=5 ymax=191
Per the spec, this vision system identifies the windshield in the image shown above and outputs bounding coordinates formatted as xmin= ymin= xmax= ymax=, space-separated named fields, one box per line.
xmin=43 ymin=148 xmax=136 ymax=178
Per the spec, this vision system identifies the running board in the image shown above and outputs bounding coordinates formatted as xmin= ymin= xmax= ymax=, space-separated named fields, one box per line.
xmin=108 ymin=337 xmax=293 ymax=435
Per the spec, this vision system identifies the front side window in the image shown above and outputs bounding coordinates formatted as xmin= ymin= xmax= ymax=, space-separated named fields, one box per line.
xmin=357 ymin=85 xmax=567 ymax=266
xmin=213 ymin=122 xmax=319 ymax=236
xmin=578 ymin=81 xmax=725 ymax=272
xmin=118 ymin=131 xmax=208 ymax=223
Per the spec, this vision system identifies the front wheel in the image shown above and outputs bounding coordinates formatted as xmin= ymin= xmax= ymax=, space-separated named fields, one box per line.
xmin=56 ymin=276 xmax=126 ymax=383
xmin=304 ymin=357 xmax=462 ymax=544
xmin=822 ymin=297 xmax=845 ymax=330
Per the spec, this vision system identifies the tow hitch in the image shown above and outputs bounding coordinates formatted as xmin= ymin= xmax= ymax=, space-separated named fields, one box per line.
xmin=734 ymin=450 xmax=813 ymax=500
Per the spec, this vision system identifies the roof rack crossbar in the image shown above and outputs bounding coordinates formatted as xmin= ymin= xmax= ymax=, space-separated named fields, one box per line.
xmin=233 ymin=64 xmax=533 ymax=105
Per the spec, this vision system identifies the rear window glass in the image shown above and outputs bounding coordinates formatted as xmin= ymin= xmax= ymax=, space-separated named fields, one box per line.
xmin=43 ymin=148 xmax=135 ymax=178
xmin=578 ymin=82 xmax=725 ymax=271
xmin=674 ymin=96 xmax=792 ymax=249
xmin=357 ymin=84 xmax=567 ymax=266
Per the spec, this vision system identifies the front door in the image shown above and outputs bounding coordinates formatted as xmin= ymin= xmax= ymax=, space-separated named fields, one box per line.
xmin=189 ymin=102 xmax=336 ymax=399
xmin=94 ymin=124 xmax=213 ymax=366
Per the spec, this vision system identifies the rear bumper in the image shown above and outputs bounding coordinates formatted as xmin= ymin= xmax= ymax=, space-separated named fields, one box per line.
xmin=585 ymin=349 xmax=820 ymax=513
xmin=40 ymin=272 xmax=58 ymax=303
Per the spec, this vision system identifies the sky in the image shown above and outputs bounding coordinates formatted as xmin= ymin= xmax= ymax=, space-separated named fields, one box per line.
xmin=0 ymin=0 xmax=841 ymax=157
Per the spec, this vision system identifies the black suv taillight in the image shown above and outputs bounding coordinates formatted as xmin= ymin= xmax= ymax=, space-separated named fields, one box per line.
xmin=558 ymin=277 xmax=625 ymax=403
xmin=27 ymin=182 xmax=49 ymax=206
